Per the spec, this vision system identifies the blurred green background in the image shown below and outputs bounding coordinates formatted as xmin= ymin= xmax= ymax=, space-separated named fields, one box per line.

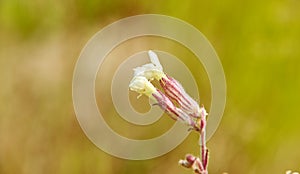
xmin=1 ymin=0 xmax=300 ymax=173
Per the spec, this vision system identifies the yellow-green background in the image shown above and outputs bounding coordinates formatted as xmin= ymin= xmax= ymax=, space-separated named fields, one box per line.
xmin=1 ymin=0 xmax=299 ymax=173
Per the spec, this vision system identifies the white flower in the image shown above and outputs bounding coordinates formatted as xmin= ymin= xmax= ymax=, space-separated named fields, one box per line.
xmin=129 ymin=76 xmax=157 ymax=97
xmin=129 ymin=50 xmax=203 ymax=131
xmin=133 ymin=50 xmax=201 ymax=117
xmin=129 ymin=50 xmax=209 ymax=174
xmin=133 ymin=50 xmax=166 ymax=81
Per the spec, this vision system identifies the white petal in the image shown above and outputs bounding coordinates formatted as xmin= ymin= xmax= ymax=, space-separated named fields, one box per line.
xmin=148 ymin=50 xmax=163 ymax=70
xmin=129 ymin=76 xmax=156 ymax=97
xmin=131 ymin=50 xmax=165 ymax=81
xmin=133 ymin=63 xmax=155 ymax=76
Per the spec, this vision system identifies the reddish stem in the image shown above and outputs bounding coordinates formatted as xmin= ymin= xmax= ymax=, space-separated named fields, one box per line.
xmin=200 ymin=107 xmax=208 ymax=174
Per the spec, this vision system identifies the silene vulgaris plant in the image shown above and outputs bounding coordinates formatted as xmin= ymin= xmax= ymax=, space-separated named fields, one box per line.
xmin=129 ymin=50 xmax=209 ymax=174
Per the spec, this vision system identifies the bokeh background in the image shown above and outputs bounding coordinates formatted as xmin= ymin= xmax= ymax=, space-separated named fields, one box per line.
xmin=1 ymin=0 xmax=300 ymax=173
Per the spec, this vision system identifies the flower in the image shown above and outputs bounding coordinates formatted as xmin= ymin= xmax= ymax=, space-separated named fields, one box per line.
xmin=129 ymin=50 xmax=209 ymax=174
xmin=133 ymin=50 xmax=201 ymax=118
xmin=133 ymin=50 xmax=166 ymax=81
xmin=129 ymin=76 xmax=196 ymax=127
xmin=129 ymin=50 xmax=203 ymax=130
xmin=129 ymin=76 xmax=157 ymax=98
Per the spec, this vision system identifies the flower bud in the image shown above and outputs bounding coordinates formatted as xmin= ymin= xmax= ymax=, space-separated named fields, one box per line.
xmin=179 ymin=154 xmax=204 ymax=173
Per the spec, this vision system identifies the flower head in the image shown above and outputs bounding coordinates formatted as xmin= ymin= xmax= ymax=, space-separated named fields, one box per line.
xmin=129 ymin=76 xmax=156 ymax=97
xmin=133 ymin=50 xmax=166 ymax=81
xmin=129 ymin=50 xmax=204 ymax=131
xmin=129 ymin=75 xmax=197 ymax=127
xmin=129 ymin=50 xmax=209 ymax=174
xmin=132 ymin=50 xmax=201 ymax=118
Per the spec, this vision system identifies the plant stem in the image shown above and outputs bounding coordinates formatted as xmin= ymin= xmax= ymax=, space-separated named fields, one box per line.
xmin=200 ymin=107 xmax=208 ymax=174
